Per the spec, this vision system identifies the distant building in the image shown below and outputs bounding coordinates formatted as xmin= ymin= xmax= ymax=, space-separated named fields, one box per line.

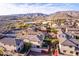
xmin=66 ymin=27 xmax=79 ymax=36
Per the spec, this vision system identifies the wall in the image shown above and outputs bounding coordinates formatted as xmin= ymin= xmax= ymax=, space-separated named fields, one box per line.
xmin=31 ymin=48 xmax=42 ymax=52
xmin=60 ymin=45 xmax=76 ymax=56
xmin=57 ymin=33 xmax=67 ymax=44
xmin=0 ymin=42 xmax=16 ymax=51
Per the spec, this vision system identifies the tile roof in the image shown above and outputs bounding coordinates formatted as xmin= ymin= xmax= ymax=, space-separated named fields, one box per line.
xmin=61 ymin=39 xmax=76 ymax=46
xmin=61 ymin=32 xmax=79 ymax=47
xmin=26 ymin=35 xmax=41 ymax=42
xmin=0 ymin=37 xmax=16 ymax=46
xmin=0 ymin=29 xmax=24 ymax=46
xmin=61 ymin=39 xmax=79 ymax=47
xmin=0 ymin=37 xmax=23 ymax=46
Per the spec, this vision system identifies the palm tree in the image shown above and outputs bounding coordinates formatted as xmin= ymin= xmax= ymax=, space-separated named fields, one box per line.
xmin=45 ymin=26 xmax=59 ymax=55
xmin=45 ymin=37 xmax=59 ymax=55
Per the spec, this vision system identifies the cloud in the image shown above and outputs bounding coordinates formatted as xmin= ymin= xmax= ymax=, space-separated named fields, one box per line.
xmin=0 ymin=3 xmax=79 ymax=15
xmin=0 ymin=3 xmax=28 ymax=15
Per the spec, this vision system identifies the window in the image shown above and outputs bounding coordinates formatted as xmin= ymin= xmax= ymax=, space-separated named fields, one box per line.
xmin=70 ymin=51 xmax=73 ymax=54
xmin=14 ymin=50 xmax=16 ymax=52
xmin=69 ymin=46 xmax=72 ymax=48
xmin=77 ymin=44 xmax=79 ymax=47
xmin=37 ymin=46 xmax=40 ymax=48
xmin=76 ymin=52 xmax=79 ymax=55
xmin=4 ymin=44 xmax=5 ymax=45
xmin=63 ymin=50 xmax=66 ymax=53
xmin=22 ymin=33 xmax=24 ymax=35
xmin=32 ymin=45 xmax=36 ymax=48
xmin=17 ymin=48 xmax=20 ymax=51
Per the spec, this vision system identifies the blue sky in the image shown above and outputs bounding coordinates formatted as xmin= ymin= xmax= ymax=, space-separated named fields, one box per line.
xmin=0 ymin=3 xmax=79 ymax=15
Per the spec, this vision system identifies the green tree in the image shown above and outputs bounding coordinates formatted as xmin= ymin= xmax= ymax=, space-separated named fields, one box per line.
xmin=20 ymin=42 xmax=32 ymax=53
xmin=75 ymin=36 xmax=79 ymax=40
xmin=44 ymin=36 xmax=52 ymax=55
xmin=15 ymin=22 xmax=32 ymax=29
xmin=51 ymin=28 xmax=58 ymax=34
xmin=44 ymin=25 xmax=59 ymax=55
xmin=6 ymin=23 xmax=16 ymax=30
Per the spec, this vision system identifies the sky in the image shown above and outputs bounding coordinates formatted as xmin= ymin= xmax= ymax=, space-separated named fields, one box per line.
xmin=0 ymin=3 xmax=79 ymax=15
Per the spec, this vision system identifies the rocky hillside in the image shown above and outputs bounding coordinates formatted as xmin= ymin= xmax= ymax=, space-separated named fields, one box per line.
xmin=0 ymin=11 xmax=79 ymax=33
xmin=48 ymin=11 xmax=79 ymax=20
xmin=1 ymin=11 xmax=79 ymax=21
xmin=0 ymin=13 xmax=48 ymax=20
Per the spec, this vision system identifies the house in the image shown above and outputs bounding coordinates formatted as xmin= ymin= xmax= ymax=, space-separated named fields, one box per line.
xmin=60 ymin=39 xmax=79 ymax=56
xmin=0 ymin=29 xmax=24 ymax=54
xmin=66 ymin=27 xmax=79 ymax=36
xmin=57 ymin=28 xmax=67 ymax=44
xmin=57 ymin=27 xmax=79 ymax=56
xmin=57 ymin=29 xmax=79 ymax=56
xmin=16 ymin=28 xmax=45 ymax=53
xmin=0 ymin=37 xmax=24 ymax=53
xmin=23 ymin=33 xmax=44 ymax=53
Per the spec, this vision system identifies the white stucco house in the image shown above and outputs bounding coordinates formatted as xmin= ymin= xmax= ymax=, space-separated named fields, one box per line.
xmin=16 ymin=28 xmax=45 ymax=53
xmin=0 ymin=29 xmax=24 ymax=54
xmin=0 ymin=37 xmax=24 ymax=53
xmin=57 ymin=28 xmax=79 ymax=56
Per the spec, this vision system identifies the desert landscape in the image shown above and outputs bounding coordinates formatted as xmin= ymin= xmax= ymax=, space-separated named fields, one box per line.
xmin=0 ymin=3 xmax=79 ymax=56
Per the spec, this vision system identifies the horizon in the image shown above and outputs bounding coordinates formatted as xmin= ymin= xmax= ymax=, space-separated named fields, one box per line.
xmin=0 ymin=3 xmax=79 ymax=15
xmin=0 ymin=10 xmax=79 ymax=16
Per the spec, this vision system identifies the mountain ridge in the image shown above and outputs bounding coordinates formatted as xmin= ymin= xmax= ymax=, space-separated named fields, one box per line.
xmin=0 ymin=11 xmax=79 ymax=21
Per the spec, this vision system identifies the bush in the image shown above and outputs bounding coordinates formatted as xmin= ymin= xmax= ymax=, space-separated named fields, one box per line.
xmin=21 ymin=42 xmax=32 ymax=53
xmin=0 ymin=47 xmax=4 ymax=56
xmin=51 ymin=28 xmax=58 ymax=34
xmin=42 ymin=42 xmax=48 ymax=48
xmin=24 ymin=42 xmax=32 ymax=50
xmin=15 ymin=22 xmax=32 ymax=29
xmin=75 ymin=36 xmax=79 ymax=39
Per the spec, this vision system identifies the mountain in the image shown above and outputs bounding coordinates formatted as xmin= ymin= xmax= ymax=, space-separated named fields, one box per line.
xmin=1 ymin=11 xmax=79 ymax=22
xmin=1 ymin=11 xmax=79 ymax=33
xmin=1 ymin=11 xmax=79 ymax=21
xmin=48 ymin=11 xmax=79 ymax=20
xmin=15 ymin=13 xmax=48 ymax=17
xmin=0 ymin=13 xmax=48 ymax=20
xmin=0 ymin=13 xmax=48 ymax=33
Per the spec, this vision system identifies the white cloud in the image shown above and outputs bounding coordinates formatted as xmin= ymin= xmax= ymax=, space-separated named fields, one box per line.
xmin=0 ymin=3 xmax=78 ymax=15
xmin=0 ymin=4 xmax=27 ymax=15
